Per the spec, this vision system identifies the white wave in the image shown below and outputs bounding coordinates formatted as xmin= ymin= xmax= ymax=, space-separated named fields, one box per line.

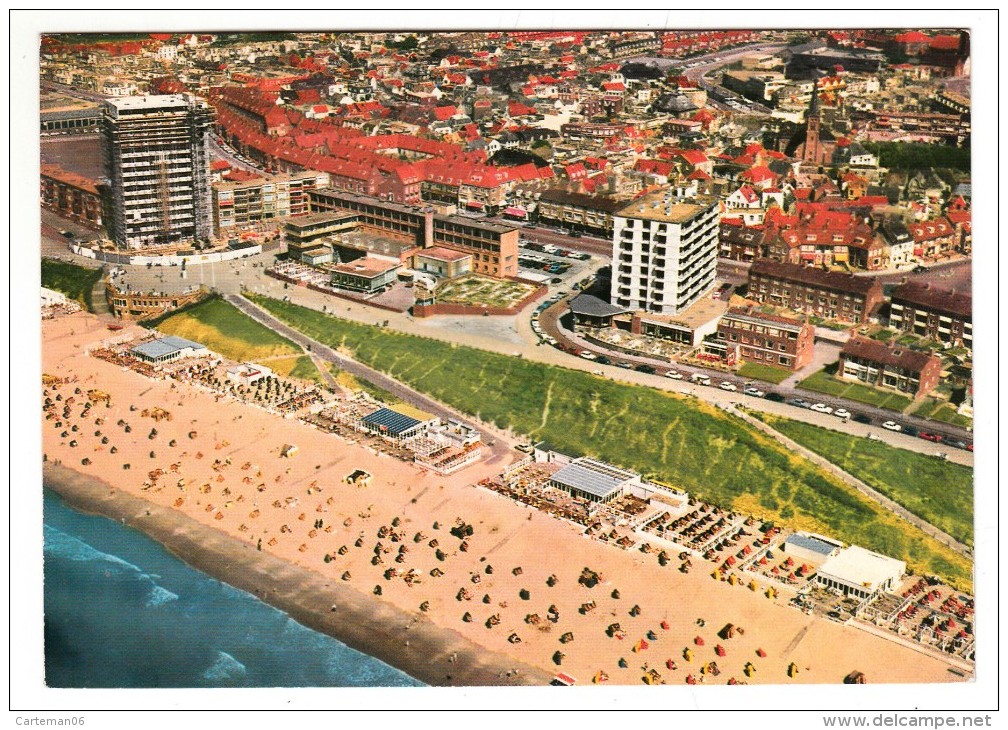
xmin=43 ymin=524 xmax=145 ymax=574
xmin=145 ymin=584 xmax=180 ymax=607
xmin=202 ymin=651 xmax=248 ymax=684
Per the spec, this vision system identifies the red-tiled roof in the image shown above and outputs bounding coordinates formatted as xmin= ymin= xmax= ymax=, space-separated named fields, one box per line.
xmin=841 ymin=336 xmax=938 ymax=373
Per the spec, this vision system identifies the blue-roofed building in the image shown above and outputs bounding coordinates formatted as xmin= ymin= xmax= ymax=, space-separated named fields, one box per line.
xmin=548 ymin=457 xmax=641 ymax=505
xmin=783 ymin=531 xmax=843 ymax=565
xmin=130 ymin=335 xmax=209 ymax=365
xmin=360 ymin=407 xmax=428 ymax=441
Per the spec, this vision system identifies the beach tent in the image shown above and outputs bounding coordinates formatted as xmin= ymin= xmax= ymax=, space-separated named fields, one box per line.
xmin=756 ymin=648 xmax=767 ymax=657
xmin=633 ymin=639 xmax=649 ymax=653
xmin=744 ymin=662 xmax=756 ymax=677
xmin=844 ymin=670 xmax=867 ymax=684
xmin=560 ymin=632 xmax=574 ymax=644
xmin=788 ymin=662 xmax=799 ymax=678
xmin=694 ymin=635 xmax=704 ymax=646
xmin=728 ymin=574 xmax=739 ymax=586
xmin=660 ymin=620 xmax=671 ymax=630
xmin=683 ymin=648 xmax=693 ymax=662
xmin=592 ymin=671 xmax=609 ymax=684
xmin=719 ymin=624 xmax=736 ymax=640
xmin=715 ymin=644 xmax=727 ymax=657
xmin=666 ymin=658 xmax=677 ymax=670
xmin=618 ymin=658 xmax=628 ymax=668
xmin=685 ymin=674 xmax=697 ymax=685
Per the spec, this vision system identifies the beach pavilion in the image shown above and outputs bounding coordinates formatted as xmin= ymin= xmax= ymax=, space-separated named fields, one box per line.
xmin=360 ymin=407 xmax=430 ymax=442
xmin=130 ymin=335 xmax=208 ymax=365
xmin=814 ymin=545 xmax=907 ymax=600
xmin=547 ymin=457 xmax=641 ymax=505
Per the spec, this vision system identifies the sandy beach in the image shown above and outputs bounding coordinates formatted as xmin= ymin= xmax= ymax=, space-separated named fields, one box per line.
xmin=41 ymin=311 xmax=969 ymax=687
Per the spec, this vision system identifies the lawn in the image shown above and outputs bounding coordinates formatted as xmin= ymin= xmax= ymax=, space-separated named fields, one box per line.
xmin=151 ymin=296 xmax=300 ymax=363
xmin=912 ymin=399 xmax=973 ymax=429
xmin=798 ymin=368 xmax=914 ymax=412
xmin=435 ymin=274 xmax=536 ymax=308
xmin=752 ymin=413 xmax=973 ymax=548
xmin=267 ymin=355 xmax=324 ymax=384
xmin=248 ymin=294 xmax=972 ymax=589
xmin=41 ymin=258 xmax=103 ymax=311
xmin=737 ymin=362 xmax=793 ymax=384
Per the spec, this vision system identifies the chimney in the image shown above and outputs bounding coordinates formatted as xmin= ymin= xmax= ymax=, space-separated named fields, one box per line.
xmin=423 ymin=208 xmax=434 ymax=248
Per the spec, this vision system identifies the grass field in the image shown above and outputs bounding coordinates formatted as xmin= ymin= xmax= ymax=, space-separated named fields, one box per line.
xmin=152 ymin=296 xmax=300 ymax=363
xmin=798 ymin=369 xmax=914 ymax=412
xmin=737 ymin=362 xmax=793 ymax=384
xmin=248 ymin=294 xmax=972 ymax=589
xmin=266 ymin=355 xmax=324 ymax=384
xmin=753 ymin=413 xmax=973 ymax=548
xmin=912 ymin=398 xmax=973 ymax=429
xmin=41 ymin=258 xmax=103 ymax=311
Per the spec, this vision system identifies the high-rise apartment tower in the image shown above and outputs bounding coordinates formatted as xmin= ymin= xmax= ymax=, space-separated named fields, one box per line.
xmin=101 ymin=95 xmax=215 ymax=248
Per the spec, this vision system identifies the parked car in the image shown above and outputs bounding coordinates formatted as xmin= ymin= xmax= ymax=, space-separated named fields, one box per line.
xmin=616 ymin=362 xmax=633 ymax=369
xmin=764 ymin=392 xmax=785 ymax=402
xmin=743 ymin=386 xmax=765 ymax=398
xmin=866 ymin=432 xmax=882 ymax=441
xmin=788 ymin=398 xmax=811 ymax=409
xmin=635 ymin=364 xmax=656 ymax=374
xmin=902 ymin=425 xmax=920 ymax=437
xmin=691 ymin=373 xmax=712 ymax=386
xmin=595 ymin=355 xmax=611 ymax=365
xmin=882 ymin=421 xmax=902 ymax=432
xmin=833 ymin=408 xmax=851 ymax=420
xmin=919 ymin=432 xmax=944 ymax=443
xmin=810 ymin=403 xmax=833 ymax=414
xmin=719 ymin=381 xmax=738 ymax=392
xmin=946 ymin=439 xmax=968 ymax=450
xmin=580 ymin=351 xmax=597 ymax=360
xmin=665 ymin=370 xmax=683 ymax=380
xmin=852 ymin=413 xmax=872 ymax=425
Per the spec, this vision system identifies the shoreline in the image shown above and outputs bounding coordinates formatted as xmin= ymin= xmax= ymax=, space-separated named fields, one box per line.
xmin=43 ymin=462 xmax=553 ymax=688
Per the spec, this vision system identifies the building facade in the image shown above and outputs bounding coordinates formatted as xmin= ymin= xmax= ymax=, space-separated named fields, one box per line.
xmin=716 ymin=308 xmax=815 ymax=371
xmin=101 ymin=95 xmax=215 ymax=248
xmin=889 ymin=281 xmax=972 ymax=349
xmin=212 ymin=171 xmax=327 ymax=234
xmin=747 ymin=259 xmax=884 ymax=324
xmin=40 ymin=163 xmax=104 ymax=229
xmin=611 ymin=188 xmax=719 ymax=315
xmin=839 ymin=336 xmax=942 ymax=399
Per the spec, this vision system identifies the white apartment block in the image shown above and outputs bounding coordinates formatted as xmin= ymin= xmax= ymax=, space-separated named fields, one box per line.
xmin=611 ymin=187 xmax=719 ymax=314
xmin=101 ymin=95 xmax=215 ymax=248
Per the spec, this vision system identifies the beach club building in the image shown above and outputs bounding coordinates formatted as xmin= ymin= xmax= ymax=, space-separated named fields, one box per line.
xmin=548 ymin=457 xmax=642 ymax=505
xmin=782 ymin=532 xmax=843 ymax=566
xmin=359 ymin=407 xmax=431 ymax=442
xmin=815 ymin=545 xmax=906 ymax=600
xmin=329 ymin=256 xmax=402 ymax=294
xmin=130 ymin=335 xmax=209 ymax=365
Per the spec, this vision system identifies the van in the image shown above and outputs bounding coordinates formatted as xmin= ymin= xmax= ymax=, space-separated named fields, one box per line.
xmin=690 ymin=373 xmax=712 ymax=386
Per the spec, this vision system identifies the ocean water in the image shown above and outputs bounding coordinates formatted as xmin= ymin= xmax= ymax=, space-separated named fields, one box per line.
xmin=43 ymin=488 xmax=425 ymax=688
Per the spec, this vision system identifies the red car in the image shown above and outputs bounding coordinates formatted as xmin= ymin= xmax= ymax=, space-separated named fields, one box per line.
xmin=919 ymin=432 xmax=943 ymax=443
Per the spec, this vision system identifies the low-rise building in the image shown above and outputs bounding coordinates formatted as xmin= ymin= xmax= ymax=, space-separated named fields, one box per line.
xmin=329 ymin=256 xmax=401 ymax=293
xmin=212 ymin=171 xmax=327 ymax=234
xmin=908 ymin=218 xmax=956 ymax=260
xmin=715 ymin=307 xmax=815 ymax=371
xmin=782 ymin=532 xmax=843 ymax=565
xmin=548 ymin=457 xmax=641 ymax=505
xmin=40 ymin=163 xmax=104 ymax=229
xmin=747 ymin=259 xmax=884 ymax=324
xmin=815 ymin=545 xmax=906 ymax=600
xmin=536 ymin=189 xmax=624 ymax=237
xmin=130 ymin=335 xmax=209 ymax=365
xmin=838 ymin=336 xmax=942 ymax=399
xmin=888 ymin=281 xmax=972 ymax=350
xmin=412 ymin=246 xmax=472 ymax=279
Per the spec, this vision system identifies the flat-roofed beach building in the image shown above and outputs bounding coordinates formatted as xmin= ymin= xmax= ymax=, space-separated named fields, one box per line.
xmin=130 ymin=335 xmax=209 ymax=365
xmin=815 ymin=545 xmax=906 ymax=600
xmin=548 ymin=457 xmax=642 ymax=504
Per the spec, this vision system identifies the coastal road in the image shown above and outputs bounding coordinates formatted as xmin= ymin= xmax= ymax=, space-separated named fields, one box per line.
xmin=224 ymin=293 xmax=519 ymax=464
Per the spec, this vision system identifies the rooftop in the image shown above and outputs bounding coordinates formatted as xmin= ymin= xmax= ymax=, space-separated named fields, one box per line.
xmin=841 ymin=336 xmax=938 ymax=373
xmin=361 ymin=406 xmax=423 ymax=436
xmin=550 ymin=457 xmax=639 ymax=500
xmin=891 ymin=281 xmax=971 ymax=319
xmin=722 ymin=307 xmax=807 ymax=333
xmin=569 ymin=293 xmax=631 ymax=318
xmin=634 ymin=294 xmax=729 ymax=331
xmin=784 ymin=532 xmax=843 ymax=557
xmin=616 ymin=189 xmax=715 ymax=224
xmin=330 ymin=256 xmax=402 ymax=279
xmin=817 ymin=545 xmax=906 ymax=592
xmin=749 ymin=260 xmax=881 ymax=296
xmin=416 ymin=246 xmax=471 ymax=263
xmin=131 ymin=335 xmax=205 ymax=360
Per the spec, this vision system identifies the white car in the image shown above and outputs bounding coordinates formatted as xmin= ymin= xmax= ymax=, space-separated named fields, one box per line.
xmin=882 ymin=420 xmax=902 ymax=432
xmin=866 ymin=432 xmax=882 ymax=441
xmin=719 ymin=381 xmax=738 ymax=392
xmin=833 ymin=408 xmax=851 ymax=419
xmin=810 ymin=403 xmax=833 ymax=414
xmin=665 ymin=370 xmax=683 ymax=380
xmin=743 ymin=386 xmax=765 ymax=398
xmin=580 ymin=351 xmax=597 ymax=360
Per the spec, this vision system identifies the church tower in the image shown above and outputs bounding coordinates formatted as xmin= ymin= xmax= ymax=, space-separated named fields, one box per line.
xmin=803 ymin=84 xmax=821 ymax=165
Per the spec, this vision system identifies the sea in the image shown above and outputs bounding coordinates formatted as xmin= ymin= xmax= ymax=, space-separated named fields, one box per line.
xmin=42 ymin=488 xmax=425 ymax=688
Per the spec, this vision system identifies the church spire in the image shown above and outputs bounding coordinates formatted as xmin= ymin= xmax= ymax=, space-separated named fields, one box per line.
xmin=809 ymin=82 xmax=820 ymax=117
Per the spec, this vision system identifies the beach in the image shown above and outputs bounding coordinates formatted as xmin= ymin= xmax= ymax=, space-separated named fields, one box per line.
xmin=41 ymin=311 xmax=969 ymax=687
